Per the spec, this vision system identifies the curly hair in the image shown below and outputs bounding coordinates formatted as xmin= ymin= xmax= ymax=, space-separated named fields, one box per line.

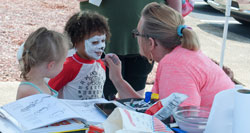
xmin=64 ymin=10 xmax=111 ymax=48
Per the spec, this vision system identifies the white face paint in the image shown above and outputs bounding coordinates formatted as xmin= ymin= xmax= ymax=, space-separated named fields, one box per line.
xmin=85 ymin=34 xmax=106 ymax=60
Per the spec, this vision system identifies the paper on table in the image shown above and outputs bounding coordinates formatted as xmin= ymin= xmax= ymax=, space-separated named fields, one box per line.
xmin=61 ymin=98 xmax=109 ymax=125
xmin=233 ymin=89 xmax=250 ymax=133
xmin=1 ymin=94 xmax=80 ymax=131
xmin=0 ymin=115 xmax=87 ymax=133
xmin=103 ymin=108 xmax=152 ymax=133
xmin=204 ymin=85 xmax=245 ymax=133
xmin=0 ymin=117 xmax=21 ymax=133
xmin=103 ymin=107 xmax=174 ymax=133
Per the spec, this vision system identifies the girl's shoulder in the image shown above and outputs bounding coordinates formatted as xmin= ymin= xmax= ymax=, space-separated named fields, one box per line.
xmin=16 ymin=83 xmax=40 ymax=100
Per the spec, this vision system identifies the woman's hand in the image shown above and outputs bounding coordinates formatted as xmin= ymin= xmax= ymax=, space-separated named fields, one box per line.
xmin=104 ymin=53 xmax=122 ymax=82
xmin=104 ymin=53 xmax=142 ymax=99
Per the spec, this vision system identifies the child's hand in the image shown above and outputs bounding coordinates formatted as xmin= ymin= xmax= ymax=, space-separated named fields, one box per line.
xmin=104 ymin=53 xmax=122 ymax=82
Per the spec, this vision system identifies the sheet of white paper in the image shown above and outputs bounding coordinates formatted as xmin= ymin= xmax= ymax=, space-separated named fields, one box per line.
xmin=103 ymin=108 xmax=122 ymax=133
xmin=0 ymin=117 xmax=21 ymax=133
xmin=1 ymin=94 xmax=81 ymax=131
xmin=0 ymin=117 xmax=86 ymax=133
xmin=28 ymin=119 xmax=86 ymax=133
xmin=89 ymin=0 xmax=102 ymax=6
xmin=103 ymin=108 xmax=153 ymax=133
xmin=103 ymin=107 xmax=174 ymax=133
xmin=120 ymin=108 xmax=153 ymax=131
xmin=61 ymin=98 xmax=109 ymax=125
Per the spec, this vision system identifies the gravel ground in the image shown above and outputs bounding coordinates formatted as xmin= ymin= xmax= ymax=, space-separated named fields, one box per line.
xmin=0 ymin=0 xmax=79 ymax=81
xmin=0 ymin=0 xmax=157 ymax=83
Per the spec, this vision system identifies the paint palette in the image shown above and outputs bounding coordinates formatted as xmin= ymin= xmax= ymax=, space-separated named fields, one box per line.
xmin=117 ymin=98 xmax=156 ymax=113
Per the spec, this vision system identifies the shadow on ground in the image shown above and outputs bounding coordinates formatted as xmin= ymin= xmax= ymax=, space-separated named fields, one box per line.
xmin=192 ymin=1 xmax=250 ymax=43
xmin=197 ymin=23 xmax=250 ymax=43
xmin=193 ymin=3 xmax=224 ymax=17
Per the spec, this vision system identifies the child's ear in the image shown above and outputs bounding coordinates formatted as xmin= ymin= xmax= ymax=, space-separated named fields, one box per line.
xmin=47 ymin=61 xmax=56 ymax=70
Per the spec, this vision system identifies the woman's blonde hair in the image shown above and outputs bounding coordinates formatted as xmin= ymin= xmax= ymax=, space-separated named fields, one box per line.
xmin=21 ymin=27 xmax=69 ymax=80
xmin=141 ymin=2 xmax=200 ymax=51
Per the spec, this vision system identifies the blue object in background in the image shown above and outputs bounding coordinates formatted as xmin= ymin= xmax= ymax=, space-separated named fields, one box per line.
xmin=144 ymin=92 xmax=152 ymax=103
xmin=171 ymin=128 xmax=187 ymax=133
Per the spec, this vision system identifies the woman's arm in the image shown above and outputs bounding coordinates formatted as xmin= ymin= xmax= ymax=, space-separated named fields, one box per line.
xmin=112 ymin=77 xmax=142 ymax=99
xmin=165 ymin=0 xmax=182 ymax=13
xmin=104 ymin=54 xmax=142 ymax=99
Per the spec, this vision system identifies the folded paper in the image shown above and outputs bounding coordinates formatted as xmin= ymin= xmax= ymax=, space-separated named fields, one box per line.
xmin=103 ymin=107 xmax=174 ymax=133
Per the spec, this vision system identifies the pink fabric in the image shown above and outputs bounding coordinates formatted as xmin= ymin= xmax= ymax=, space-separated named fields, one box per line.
xmin=152 ymin=46 xmax=234 ymax=109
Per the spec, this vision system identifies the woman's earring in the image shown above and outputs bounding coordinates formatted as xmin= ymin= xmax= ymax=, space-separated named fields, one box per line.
xmin=148 ymin=53 xmax=153 ymax=64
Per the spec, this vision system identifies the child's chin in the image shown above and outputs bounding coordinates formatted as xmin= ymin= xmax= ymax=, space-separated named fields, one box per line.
xmin=90 ymin=56 xmax=101 ymax=60
xmin=95 ymin=52 xmax=103 ymax=57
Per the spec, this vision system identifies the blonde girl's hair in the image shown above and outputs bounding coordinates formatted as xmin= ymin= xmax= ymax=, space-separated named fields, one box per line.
xmin=20 ymin=27 xmax=69 ymax=80
xmin=141 ymin=2 xmax=200 ymax=51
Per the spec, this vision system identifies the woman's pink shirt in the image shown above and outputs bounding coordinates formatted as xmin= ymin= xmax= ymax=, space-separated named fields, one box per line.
xmin=152 ymin=46 xmax=234 ymax=109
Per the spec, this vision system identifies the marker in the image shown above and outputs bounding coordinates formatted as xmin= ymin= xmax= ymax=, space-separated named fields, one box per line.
xmin=130 ymin=99 xmax=134 ymax=107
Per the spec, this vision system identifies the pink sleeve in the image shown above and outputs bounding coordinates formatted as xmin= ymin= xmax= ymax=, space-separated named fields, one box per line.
xmin=157 ymin=63 xmax=201 ymax=107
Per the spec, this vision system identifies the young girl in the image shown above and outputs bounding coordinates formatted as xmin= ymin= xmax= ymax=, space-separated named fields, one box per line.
xmin=16 ymin=27 xmax=69 ymax=100
xmin=48 ymin=11 xmax=111 ymax=100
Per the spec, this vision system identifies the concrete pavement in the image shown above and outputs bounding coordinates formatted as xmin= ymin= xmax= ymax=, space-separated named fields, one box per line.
xmin=0 ymin=82 xmax=18 ymax=106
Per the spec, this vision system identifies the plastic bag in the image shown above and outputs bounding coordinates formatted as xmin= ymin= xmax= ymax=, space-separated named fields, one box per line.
xmin=182 ymin=0 xmax=195 ymax=17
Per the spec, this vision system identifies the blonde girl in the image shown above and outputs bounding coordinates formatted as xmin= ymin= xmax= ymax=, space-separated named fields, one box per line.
xmin=16 ymin=27 xmax=69 ymax=100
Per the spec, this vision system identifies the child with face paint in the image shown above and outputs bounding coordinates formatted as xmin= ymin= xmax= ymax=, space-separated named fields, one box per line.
xmin=48 ymin=11 xmax=111 ymax=100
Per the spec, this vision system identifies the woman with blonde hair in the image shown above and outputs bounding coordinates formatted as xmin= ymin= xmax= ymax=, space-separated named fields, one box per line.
xmin=105 ymin=2 xmax=234 ymax=109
